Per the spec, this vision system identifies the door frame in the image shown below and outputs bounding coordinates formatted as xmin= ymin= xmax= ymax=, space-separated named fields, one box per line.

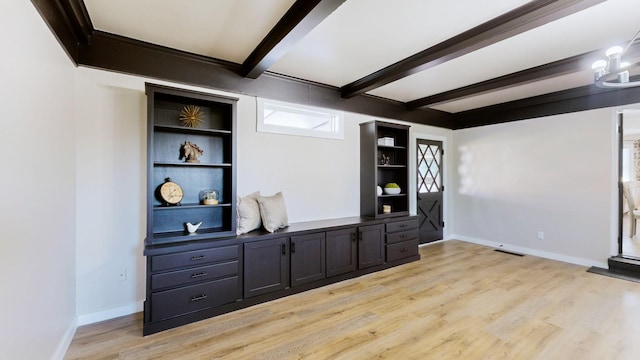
xmin=617 ymin=111 xmax=623 ymax=256
xmin=411 ymin=132 xmax=449 ymax=241
xmin=615 ymin=108 xmax=640 ymax=259
xmin=611 ymin=106 xmax=640 ymax=259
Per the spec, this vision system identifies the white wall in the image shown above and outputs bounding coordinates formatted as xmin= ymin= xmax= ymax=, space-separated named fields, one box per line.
xmin=236 ymin=97 xmax=360 ymax=222
xmin=0 ymin=1 xmax=77 ymax=359
xmin=73 ymin=68 xmax=455 ymax=324
xmin=74 ymin=70 xmax=148 ymax=322
xmin=451 ymin=109 xmax=618 ymax=267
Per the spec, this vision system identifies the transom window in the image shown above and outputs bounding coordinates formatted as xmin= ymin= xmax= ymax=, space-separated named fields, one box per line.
xmin=257 ymin=98 xmax=344 ymax=139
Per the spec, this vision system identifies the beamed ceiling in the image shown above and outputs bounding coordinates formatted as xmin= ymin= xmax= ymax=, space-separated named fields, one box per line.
xmin=32 ymin=0 xmax=640 ymax=129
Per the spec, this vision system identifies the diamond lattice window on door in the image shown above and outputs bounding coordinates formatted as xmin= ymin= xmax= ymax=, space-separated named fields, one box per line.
xmin=418 ymin=143 xmax=441 ymax=193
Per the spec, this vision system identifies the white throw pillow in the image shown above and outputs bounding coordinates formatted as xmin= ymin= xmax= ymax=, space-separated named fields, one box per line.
xmin=257 ymin=192 xmax=289 ymax=233
xmin=236 ymin=191 xmax=261 ymax=235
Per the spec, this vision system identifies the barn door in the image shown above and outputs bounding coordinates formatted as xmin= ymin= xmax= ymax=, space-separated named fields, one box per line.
xmin=417 ymin=139 xmax=443 ymax=243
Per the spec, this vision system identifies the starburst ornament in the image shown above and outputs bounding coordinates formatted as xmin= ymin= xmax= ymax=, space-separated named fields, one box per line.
xmin=179 ymin=105 xmax=203 ymax=128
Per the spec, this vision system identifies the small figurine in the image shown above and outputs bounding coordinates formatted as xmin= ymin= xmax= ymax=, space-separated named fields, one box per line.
xmin=181 ymin=141 xmax=203 ymax=163
xmin=380 ymin=154 xmax=390 ymax=165
xmin=186 ymin=222 xmax=202 ymax=234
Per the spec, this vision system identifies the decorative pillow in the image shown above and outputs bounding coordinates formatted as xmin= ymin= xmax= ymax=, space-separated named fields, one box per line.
xmin=236 ymin=191 xmax=261 ymax=235
xmin=257 ymin=192 xmax=289 ymax=233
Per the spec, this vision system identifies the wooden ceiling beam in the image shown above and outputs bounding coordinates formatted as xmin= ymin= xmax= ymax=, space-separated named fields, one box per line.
xmin=407 ymin=42 xmax=640 ymax=109
xmin=452 ymin=84 xmax=640 ymax=129
xmin=30 ymin=0 xmax=94 ymax=63
xmin=240 ymin=0 xmax=345 ymax=79
xmin=340 ymin=0 xmax=605 ymax=99
xmin=78 ymin=31 xmax=455 ymax=128
xmin=406 ymin=50 xmax=599 ymax=110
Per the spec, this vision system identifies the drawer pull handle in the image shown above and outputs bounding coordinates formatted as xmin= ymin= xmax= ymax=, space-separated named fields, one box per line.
xmin=291 ymin=242 xmax=296 ymax=254
xmin=190 ymin=294 xmax=207 ymax=302
xmin=399 ymin=224 xmax=407 ymax=228
xmin=282 ymin=243 xmax=286 ymax=255
xmin=190 ymin=255 xmax=207 ymax=261
xmin=400 ymin=234 xmax=406 ymax=239
xmin=191 ymin=272 xmax=207 ymax=278
xmin=400 ymin=248 xmax=407 ymax=253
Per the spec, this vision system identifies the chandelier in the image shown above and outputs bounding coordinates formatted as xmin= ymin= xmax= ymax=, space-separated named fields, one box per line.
xmin=592 ymin=30 xmax=640 ymax=88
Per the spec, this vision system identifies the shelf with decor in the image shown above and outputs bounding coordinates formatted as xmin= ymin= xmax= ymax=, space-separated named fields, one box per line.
xmin=153 ymin=161 xmax=232 ymax=167
xmin=154 ymin=124 xmax=232 ymax=135
xmin=360 ymin=120 xmax=410 ymax=218
xmin=153 ymin=203 xmax=232 ymax=210
xmin=145 ymin=83 xmax=237 ymax=245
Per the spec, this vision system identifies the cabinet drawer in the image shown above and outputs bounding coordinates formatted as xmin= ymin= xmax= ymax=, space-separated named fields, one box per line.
xmin=151 ymin=245 xmax=238 ymax=272
xmin=386 ymin=219 xmax=418 ymax=233
xmin=386 ymin=239 xmax=419 ymax=262
xmin=386 ymin=229 xmax=418 ymax=245
xmin=151 ymin=276 xmax=239 ymax=322
xmin=151 ymin=261 xmax=238 ymax=290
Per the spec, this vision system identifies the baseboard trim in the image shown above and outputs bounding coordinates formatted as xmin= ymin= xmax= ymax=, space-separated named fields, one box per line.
xmin=587 ymin=266 xmax=640 ymax=283
xmin=418 ymin=238 xmax=451 ymax=247
xmin=77 ymin=302 xmax=143 ymax=326
xmin=451 ymin=234 xmax=608 ymax=269
xmin=52 ymin=316 xmax=77 ymax=360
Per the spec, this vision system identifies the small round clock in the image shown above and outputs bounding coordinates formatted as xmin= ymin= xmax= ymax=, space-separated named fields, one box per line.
xmin=159 ymin=178 xmax=183 ymax=206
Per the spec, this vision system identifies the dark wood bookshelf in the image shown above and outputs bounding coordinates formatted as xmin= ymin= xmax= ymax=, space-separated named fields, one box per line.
xmin=360 ymin=120 xmax=410 ymax=218
xmin=145 ymin=83 xmax=238 ymax=245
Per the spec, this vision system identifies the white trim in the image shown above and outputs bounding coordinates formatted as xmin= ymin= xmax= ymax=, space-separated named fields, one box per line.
xmin=77 ymin=301 xmax=143 ymax=326
xmin=452 ymin=234 xmax=608 ymax=269
xmin=52 ymin=317 xmax=77 ymax=360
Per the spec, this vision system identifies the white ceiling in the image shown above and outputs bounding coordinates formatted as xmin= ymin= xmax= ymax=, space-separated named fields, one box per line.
xmin=83 ymin=0 xmax=640 ymax=113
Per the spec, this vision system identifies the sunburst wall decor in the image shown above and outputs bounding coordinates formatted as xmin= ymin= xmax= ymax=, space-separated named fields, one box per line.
xmin=179 ymin=105 xmax=204 ymax=128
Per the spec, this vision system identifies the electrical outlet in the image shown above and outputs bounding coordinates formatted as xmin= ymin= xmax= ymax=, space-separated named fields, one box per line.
xmin=118 ymin=268 xmax=127 ymax=281
xmin=537 ymin=231 xmax=545 ymax=240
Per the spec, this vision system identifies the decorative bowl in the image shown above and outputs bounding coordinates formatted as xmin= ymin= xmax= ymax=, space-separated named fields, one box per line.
xmin=384 ymin=187 xmax=401 ymax=195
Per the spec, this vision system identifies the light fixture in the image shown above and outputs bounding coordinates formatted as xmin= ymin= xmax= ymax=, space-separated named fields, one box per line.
xmin=593 ymin=30 xmax=640 ymax=88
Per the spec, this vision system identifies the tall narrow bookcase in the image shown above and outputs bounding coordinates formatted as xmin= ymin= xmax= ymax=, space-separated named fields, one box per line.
xmin=360 ymin=121 xmax=410 ymax=218
xmin=145 ymin=84 xmax=237 ymax=245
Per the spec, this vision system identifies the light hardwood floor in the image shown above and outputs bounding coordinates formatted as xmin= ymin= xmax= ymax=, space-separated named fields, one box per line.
xmin=65 ymin=240 xmax=640 ymax=360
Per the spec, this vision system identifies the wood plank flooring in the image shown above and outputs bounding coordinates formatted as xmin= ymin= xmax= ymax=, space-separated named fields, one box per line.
xmin=65 ymin=240 xmax=640 ymax=359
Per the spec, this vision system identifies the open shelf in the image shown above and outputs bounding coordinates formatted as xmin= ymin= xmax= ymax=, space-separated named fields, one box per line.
xmin=377 ymin=145 xmax=406 ymax=150
xmin=154 ymin=124 xmax=232 ymax=135
xmin=149 ymin=227 xmax=234 ymax=244
xmin=153 ymin=203 xmax=232 ymax=210
xmin=360 ymin=120 xmax=410 ymax=219
xmin=146 ymin=83 xmax=237 ymax=245
xmin=154 ymin=161 xmax=232 ymax=168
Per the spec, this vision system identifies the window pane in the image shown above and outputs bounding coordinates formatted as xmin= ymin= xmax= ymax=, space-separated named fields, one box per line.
xmin=257 ymin=98 xmax=343 ymax=139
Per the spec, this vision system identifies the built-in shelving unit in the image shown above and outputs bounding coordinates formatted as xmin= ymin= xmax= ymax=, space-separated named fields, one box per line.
xmin=145 ymin=83 xmax=237 ymax=245
xmin=360 ymin=121 xmax=410 ymax=218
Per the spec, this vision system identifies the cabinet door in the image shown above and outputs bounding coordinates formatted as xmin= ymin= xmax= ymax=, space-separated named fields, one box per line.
xmin=244 ymin=237 xmax=289 ymax=298
xmin=358 ymin=224 xmax=385 ymax=269
xmin=291 ymin=233 xmax=326 ymax=287
xmin=326 ymin=228 xmax=357 ymax=277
